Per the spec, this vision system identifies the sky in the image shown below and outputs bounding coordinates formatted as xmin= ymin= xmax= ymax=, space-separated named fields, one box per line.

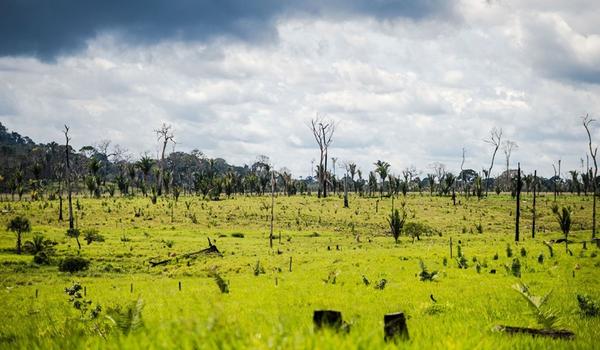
xmin=1 ymin=0 xmax=599 ymax=179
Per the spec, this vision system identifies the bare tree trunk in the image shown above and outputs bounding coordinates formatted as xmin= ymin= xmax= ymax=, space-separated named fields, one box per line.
xmin=532 ymin=170 xmax=537 ymax=238
xmin=343 ymin=169 xmax=348 ymax=208
xmin=515 ymin=163 xmax=521 ymax=242
xmin=584 ymin=116 xmax=597 ymax=243
xmin=270 ymin=170 xmax=275 ymax=249
xmin=64 ymin=126 xmax=74 ymax=230
xmin=485 ymin=128 xmax=502 ymax=196
xmin=58 ymin=178 xmax=63 ymax=221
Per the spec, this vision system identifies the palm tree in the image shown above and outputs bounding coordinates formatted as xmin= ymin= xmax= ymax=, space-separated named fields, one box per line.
xmin=374 ymin=160 xmax=391 ymax=197
xmin=136 ymin=156 xmax=154 ymax=196
xmin=7 ymin=216 xmax=31 ymax=254
xmin=552 ymin=204 xmax=572 ymax=253
xmin=347 ymin=162 xmax=357 ymax=193
xmin=23 ymin=233 xmax=47 ymax=254
xmin=569 ymin=171 xmax=580 ymax=195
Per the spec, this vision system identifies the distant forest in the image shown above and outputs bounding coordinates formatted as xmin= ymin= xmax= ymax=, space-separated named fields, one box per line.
xmin=0 ymin=122 xmax=591 ymax=201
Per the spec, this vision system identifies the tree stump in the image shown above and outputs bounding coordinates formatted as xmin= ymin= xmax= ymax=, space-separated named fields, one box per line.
xmin=313 ymin=310 xmax=343 ymax=331
xmin=384 ymin=312 xmax=409 ymax=341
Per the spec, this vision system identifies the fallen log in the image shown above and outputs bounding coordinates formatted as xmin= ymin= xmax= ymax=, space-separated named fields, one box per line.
xmin=493 ymin=325 xmax=574 ymax=340
xmin=149 ymin=240 xmax=222 ymax=267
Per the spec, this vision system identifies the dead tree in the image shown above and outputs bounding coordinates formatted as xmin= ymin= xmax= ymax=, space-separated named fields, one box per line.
xmin=532 ymin=170 xmax=537 ymax=238
xmin=502 ymin=140 xmax=518 ymax=191
xmin=484 ymin=127 xmax=502 ymax=196
xmin=515 ymin=163 xmax=521 ymax=241
xmin=309 ymin=115 xmax=335 ymax=198
xmin=583 ymin=115 xmax=598 ymax=244
xmin=63 ymin=126 xmax=74 ymax=230
xmin=155 ymin=123 xmax=175 ymax=196
xmin=270 ymin=169 xmax=275 ymax=248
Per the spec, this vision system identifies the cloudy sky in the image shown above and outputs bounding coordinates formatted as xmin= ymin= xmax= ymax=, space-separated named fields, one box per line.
xmin=1 ymin=0 xmax=599 ymax=178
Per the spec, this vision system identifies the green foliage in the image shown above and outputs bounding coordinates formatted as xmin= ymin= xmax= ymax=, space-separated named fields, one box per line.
xmin=576 ymin=294 xmax=600 ymax=317
xmin=33 ymin=251 xmax=51 ymax=265
xmin=506 ymin=244 xmax=513 ymax=258
xmin=66 ymin=228 xmax=82 ymax=251
xmin=552 ymin=204 xmax=572 ymax=253
xmin=404 ymin=222 xmax=442 ymax=242
xmin=512 ymin=282 xmax=559 ymax=330
xmin=388 ymin=208 xmax=406 ymax=243
xmin=6 ymin=215 xmax=31 ymax=254
xmin=511 ymin=258 xmax=521 ymax=277
xmin=106 ymin=298 xmax=144 ymax=334
xmin=64 ymin=282 xmax=102 ymax=320
xmin=520 ymin=247 xmax=527 ymax=257
xmin=253 ymin=260 xmax=265 ymax=276
xmin=374 ymin=278 xmax=387 ymax=290
xmin=23 ymin=233 xmax=55 ymax=255
xmin=83 ymin=229 xmax=105 ymax=245
xmin=418 ymin=260 xmax=438 ymax=281
xmin=209 ymin=270 xmax=229 ymax=294
xmin=59 ymin=256 xmax=90 ymax=272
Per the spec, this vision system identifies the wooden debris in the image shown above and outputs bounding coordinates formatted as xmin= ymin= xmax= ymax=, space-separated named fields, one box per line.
xmin=493 ymin=325 xmax=574 ymax=340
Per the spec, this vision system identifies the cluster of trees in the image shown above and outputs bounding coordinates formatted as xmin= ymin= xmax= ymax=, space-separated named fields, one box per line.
xmin=0 ymin=120 xmax=598 ymax=203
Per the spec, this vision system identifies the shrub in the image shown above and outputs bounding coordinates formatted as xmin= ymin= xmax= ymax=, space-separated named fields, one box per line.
xmin=388 ymin=208 xmax=406 ymax=243
xmin=83 ymin=229 xmax=105 ymax=245
xmin=511 ymin=258 xmax=521 ymax=277
xmin=419 ymin=260 xmax=438 ymax=281
xmin=506 ymin=244 xmax=513 ymax=258
xmin=520 ymin=247 xmax=527 ymax=257
xmin=538 ymin=253 xmax=544 ymax=264
xmin=404 ymin=222 xmax=442 ymax=242
xmin=33 ymin=251 xmax=51 ymax=265
xmin=577 ymin=294 xmax=600 ymax=317
xmin=59 ymin=256 xmax=90 ymax=272
xmin=253 ymin=260 xmax=265 ymax=276
xmin=374 ymin=279 xmax=387 ymax=290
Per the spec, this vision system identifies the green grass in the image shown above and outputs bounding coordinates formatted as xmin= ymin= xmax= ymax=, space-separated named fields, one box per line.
xmin=0 ymin=193 xmax=599 ymax=349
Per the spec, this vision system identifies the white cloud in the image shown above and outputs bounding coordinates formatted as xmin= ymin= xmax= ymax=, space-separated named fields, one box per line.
xmin=1 ymin=2 xmax=600 ymax=179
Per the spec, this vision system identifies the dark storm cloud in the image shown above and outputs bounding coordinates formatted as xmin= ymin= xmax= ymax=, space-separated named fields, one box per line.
xmin=0 ymin=0 xmax=453 ymax=61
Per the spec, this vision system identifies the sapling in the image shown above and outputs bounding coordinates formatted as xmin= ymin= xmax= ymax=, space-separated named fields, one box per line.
xmin=388 ymin=205 xmax=406 ymax=244
xmin=552 ymin=204 xmax=572 ymax=253
xmin=419 ymin=260 xmax=438 ymax=281
xmin=512 ymin=282 xmax=559 ymax=330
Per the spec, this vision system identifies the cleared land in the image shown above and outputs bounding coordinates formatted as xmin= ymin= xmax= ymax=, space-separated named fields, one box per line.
xmin=1 ymin=193 xmax=599 ymax=349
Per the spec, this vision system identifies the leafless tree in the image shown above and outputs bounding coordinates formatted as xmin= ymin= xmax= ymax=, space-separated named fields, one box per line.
xmin=484 ymin=127 xmax=503 ymax=196
xmin=309 ymin=114 xmax=335 ymax=198
xmin=583 ymin=115 xmax=598 ymax=243
xmin=155 ymin=123 xmax=175 ymax=196
xmin=63 ymin=125 xmax=74 ymax=230
xmin=502 ymin=140 xmax=518 ymax=190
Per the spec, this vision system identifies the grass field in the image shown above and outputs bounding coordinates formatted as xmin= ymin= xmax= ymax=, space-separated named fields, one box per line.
xmin=1 ymin=193 xmax=599 ymax=349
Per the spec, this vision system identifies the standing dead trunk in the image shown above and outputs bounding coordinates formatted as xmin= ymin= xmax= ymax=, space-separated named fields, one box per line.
xmin=64 ymin=126 xmax=74 ymax=231
xmin=515 ymin=163 xmax=521 ymax=242
xmin=269 ymin=170 xmax=275 ymax=249
xmin=532 ymin=170 xmax=537 ymax=238
xmin=485 ymin=128 xmax=502 ymax=196
xmin=583 ymin=115 xmax=598 ymax=245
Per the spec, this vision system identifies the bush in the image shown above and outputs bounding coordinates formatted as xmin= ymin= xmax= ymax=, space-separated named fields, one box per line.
xmin=83 ymin=229 xmax=105 ymax=245
xmin=33 ymin=251 xmax=51 ymax=265
xmin=511 ymin=258 xmax=521 ymax=277
xmin=404 ymin=222 xmax=442 ymax=241
xmin=577 ymin=294 xmax=600 ymax=317
xmin=59 ymin=256 xmax=90 ymax=272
